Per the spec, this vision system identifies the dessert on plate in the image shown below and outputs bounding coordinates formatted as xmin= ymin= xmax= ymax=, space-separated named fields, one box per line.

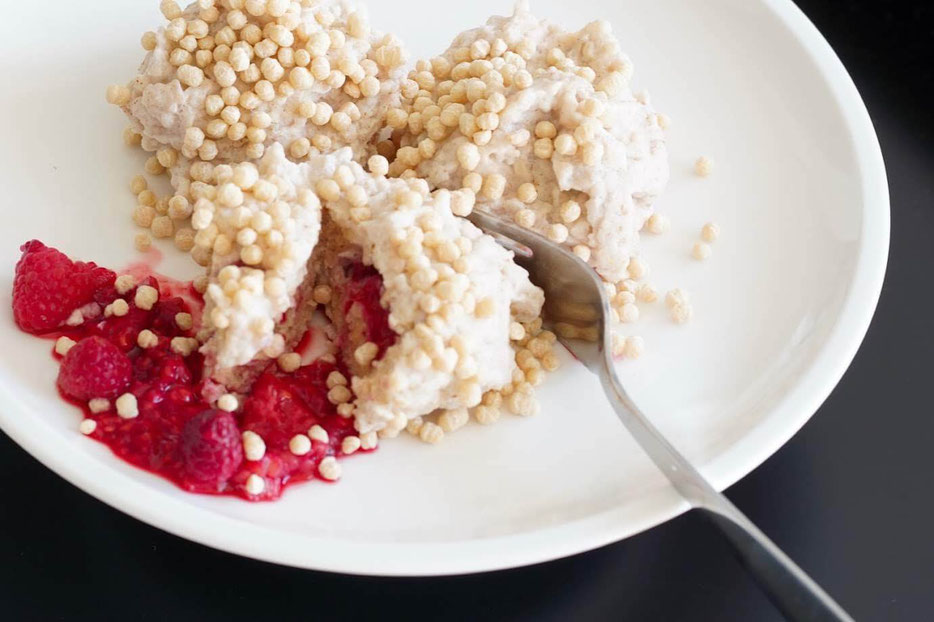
xmin=10 ymin=0 xmax=709 ymax=501
xmin=194 ymin=143 xmax=549 ymax=441
xmin=385 ymin=1 xmax=669 ymax=289
xmin=107 ymin=0 xmax=408 ymax=266
xmin=111 ymin=0 xmax=407 ymax=163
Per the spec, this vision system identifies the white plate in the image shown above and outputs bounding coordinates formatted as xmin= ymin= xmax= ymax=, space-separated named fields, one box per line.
xmin=0 ymin=0 xmax=887 ymax=575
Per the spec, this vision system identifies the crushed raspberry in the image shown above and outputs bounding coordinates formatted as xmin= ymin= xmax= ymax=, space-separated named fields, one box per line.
xmin=241 ymin=367 xmax=334 ymax=447
xmin=13 ymin=241 xmax=380 ymax=501
xmin=179 ymin=410 xmax=244 ymax=493
xmin=341 ymin=263 xmax=397 ymax=358
xmin=12 ymin=240 xmax=115 ymax=333
xmin=57 ymin=336 xmax=132 ymax=401
xmin=235 ymin=363 xmax=358 ymax=500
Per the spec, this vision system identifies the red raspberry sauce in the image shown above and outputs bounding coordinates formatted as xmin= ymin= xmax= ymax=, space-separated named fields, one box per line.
xmin=18 ymin=246 xmax=395 ymax=501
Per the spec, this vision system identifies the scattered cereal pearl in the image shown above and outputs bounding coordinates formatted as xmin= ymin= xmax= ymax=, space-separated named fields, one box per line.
xmin=141 ymin=31 xmax=157 ymax=51
xmin=144 ymin=156 xmax=165 ymax=175
xmin=308 ymin=425 xmax=329 ymax=444
xmin=506 ymin=391 xmax=539 ymax=417
xmin=418 ymin=422 xmax=444 ymax=444
xmin=130 ymin=175 xmax=148 ymax=195
xmin=159 ymin=0 xmax=181 ymax=19
xmin=559 ymin=200 xmax=581 ymax=223
xmin=242 ymin=431 xmax=266 ymax=461
xmin=628 ymin=256 xmax=648 ymax=280
xmin=277 ymin=352 xmax=302 ymax=372
xmin=111 ymin=299 xmax=130 ymax=317
xmin=79 ymin=419 xmax=97 ymax=435
xmin=175 ymin=312 xmax=193 ymax=331
xmin=137 ymin=329 xmax=159 ymax=349
xmin=170 ymin=337 xmax=198 ymax=356
xmin=665 ymin=288 xmax=691 ymax=308
xmin=354 ymin=342 xmax=379 ymax=368
xmin=341 ymin=436 xmax=362 ymax=455
xmin=327 ymin=385 xmax=352 ymax=405
xmin=581 ymin=142 xmax=604 ymax=166
xmin=316 ymin=179 xmax=341 ymax=202
xmin=106 ymin=84 xmax=131 ymax=106
xmin=514 ymin=208 xmax=535 ymax=229
xmin=619 ymin=303 xmax=640 ymax=323
xmin=135 ymin=285 xmax=159 ymax=310
xmin=572 ymin=245 xmax=591 ymax=262
xmin=217 ymin=394 xmax=238 ymax=412
xmin=359 ymin=431 xmax=378 ymax=450
xmin=624 ymin=336 xmax=645 ymax=359
xmin=326 ymin=371 xmax=348 ymax=388
xmin=462 ymin=172 xmax=482 ymax=193
xmin=135 ymin=233 xmax=152 ymax=252
xmin=554 ymin=134 xmax=578 ymax=156
xmin=692 ymin=241 xmax=712 ymax=260
xmin=547 ymin=223 xmax=569 ymax=243
xmin=645 ymin=213 xmax=669 ymax=234
xmin=192 ymin=275 xmax=208 ymax=294
xmin=312 ymin=285 xmax=332 ymax=304
xmin=613 ymin=291 xmax=635 ymax=307
xmin=694 ymin=156 xmax=714 ymax=177
xmin=151 ymin=216 xmax=174 ymax=239
xmin=479 ymin=173 xmax=505 ymax=200
xmin=535 ymin=121 xmax=557 ymax=139
xmin=517 ymin=182 xmax=537 ymax=204
xmin=137 ymin=190 xmax=157 ymax=207
xmin=533 ymin=138 xmax=554 ymax=159
xmin=133 ymin=205 xmax=156 ymax=228
xmin=54 ymin=336 xmax=76 ymax=356
xmin=318 ymin=457 xmax=342 ymax=480
xmin=701 ymin=222 xmax=720 ymax=242
xmin=456 ymin=142 xmax=480 ymax=171
xmin=115 ymin=275 xmax=136 ymax=295
xmin=637 ymin=284 xmax=658 ymax=303
xmin=289 ymin=434 xmax=312 ymax=456
xmin=368 ymin=155 xmax=389 ymax=177
xmin=438 ymin=408 xmax=469 ymax=433
xmin=472 ymin=405 xmax=500 ymax=425
xmin=475 ymin=296 xmax=495 ymax=318
xmin=115 ymin=393 xmax=138 ymax=419
xmin=671 ymin=303 xmax=693 ymax=324
xmin=541 ymin=351 xmax=560 ymax=371
xmin=88 ymin=398 xmax=110 ymax=414
xmin=245 ymin=474 xmax=265 ymax=495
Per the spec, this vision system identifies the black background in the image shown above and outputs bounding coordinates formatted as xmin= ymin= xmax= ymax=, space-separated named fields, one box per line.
xmin=2 ymin=1 xmax=932 ymax=619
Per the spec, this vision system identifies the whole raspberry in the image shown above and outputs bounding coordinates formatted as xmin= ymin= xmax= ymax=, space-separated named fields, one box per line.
xmin=179 ymin=410 xmax=244 ymax=491
xmin=57 ymin=336 xmax=132 ymax=401
xmin=12 ymin=241 xmax=115 ymax=333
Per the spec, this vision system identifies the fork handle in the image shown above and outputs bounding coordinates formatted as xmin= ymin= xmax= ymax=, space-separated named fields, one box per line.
xmin=697 ymin=506 xmax=852 ymax=621
xmin=597 ymin=358 xmax=853 ymax=621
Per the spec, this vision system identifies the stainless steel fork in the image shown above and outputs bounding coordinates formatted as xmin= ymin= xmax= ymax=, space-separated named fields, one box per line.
xmin=468 ymin=210 xmax=853 ymax=622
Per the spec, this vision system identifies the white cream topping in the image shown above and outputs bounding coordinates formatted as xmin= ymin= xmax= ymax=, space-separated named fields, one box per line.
xmin=391 ymin=2 xmax=669 ymax=282
xmin=316 ymin=151 xmax=544 ymax=434
xmin=196 ymin=144 xmax=544 ymax=436
xmin=200 ymin=144 xmax=324 ymax=368
xmin=121 ymin=0 xmax=408 ymax=163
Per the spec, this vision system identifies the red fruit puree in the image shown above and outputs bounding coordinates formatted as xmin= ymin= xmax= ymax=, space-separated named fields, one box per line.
xmin=11 ymin=241 xmax=396 ymax=501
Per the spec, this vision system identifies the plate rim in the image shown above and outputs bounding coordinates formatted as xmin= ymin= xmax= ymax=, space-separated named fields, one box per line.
xmin=0 ymin=0 xmax=889 ymax=576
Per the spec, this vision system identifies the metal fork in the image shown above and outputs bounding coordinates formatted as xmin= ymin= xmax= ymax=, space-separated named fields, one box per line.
xmin=468 ymin=210 xmax=853 ymax=622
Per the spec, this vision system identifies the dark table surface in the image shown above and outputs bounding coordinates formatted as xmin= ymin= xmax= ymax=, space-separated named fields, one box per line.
xmin=2 ymin=1 xmax=932 ymax=620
